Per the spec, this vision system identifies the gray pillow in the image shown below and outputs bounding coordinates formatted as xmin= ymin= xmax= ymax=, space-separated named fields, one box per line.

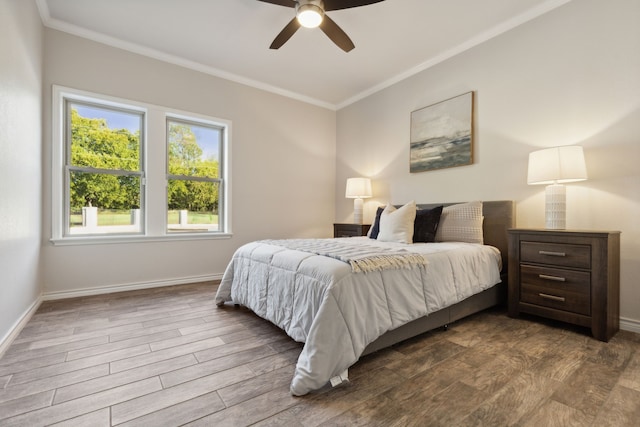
xmin=435 ymin=201 xmax=484 ymax=244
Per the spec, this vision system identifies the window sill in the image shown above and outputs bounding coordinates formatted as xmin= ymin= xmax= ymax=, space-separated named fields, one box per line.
xmin=49 ymin=232 xmax=233 ymax=246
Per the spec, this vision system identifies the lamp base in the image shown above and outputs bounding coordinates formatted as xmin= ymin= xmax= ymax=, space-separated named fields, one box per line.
xmin=353 ymin=198 xmax=363 ymax=224
xmin=545 ymin=184 xmax=566 ymax=229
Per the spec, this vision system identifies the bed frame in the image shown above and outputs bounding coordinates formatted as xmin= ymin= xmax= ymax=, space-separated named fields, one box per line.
xmin=361 ymin=200 xmax=515 ymax=356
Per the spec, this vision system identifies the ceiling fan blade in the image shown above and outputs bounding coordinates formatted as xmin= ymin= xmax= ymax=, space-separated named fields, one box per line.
xmin=270 ymin=18 xmax=301 ymax=49
xmin=256 ymin=0 xmax=296 ymax=7
xmin=324 ymin=0 xmax=385 ymax=12
xmin=319 ymin=15 xmax=355 ymax=52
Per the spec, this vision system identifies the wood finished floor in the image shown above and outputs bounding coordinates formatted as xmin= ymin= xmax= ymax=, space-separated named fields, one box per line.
xmin=1 ymin=282 xmax=640 ymax=426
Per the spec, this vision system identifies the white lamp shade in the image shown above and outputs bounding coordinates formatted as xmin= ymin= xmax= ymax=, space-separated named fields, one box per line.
xmin=345 ymin=178 xmax=372 ymax=199
xmin=527 ymin=146 xmax=588 ymax=185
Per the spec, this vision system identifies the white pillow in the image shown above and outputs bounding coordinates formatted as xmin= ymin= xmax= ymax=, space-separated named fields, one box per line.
xmin=435 ymin=201 xmax=484 ymax=244
xmin=377 ymin=201 xmax=416 ymax=244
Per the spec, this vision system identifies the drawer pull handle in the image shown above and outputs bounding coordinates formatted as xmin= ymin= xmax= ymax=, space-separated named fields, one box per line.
xmin=539 ymin=274 xmax=566 ymax=282
xmin=539 ymin=293 xmax=566 ymax=302
xmin=539 ymin=250 xmax=566 ymax=257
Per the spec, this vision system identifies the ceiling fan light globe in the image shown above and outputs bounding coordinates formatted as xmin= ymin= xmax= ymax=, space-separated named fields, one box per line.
xmin=297 ymin=4 xmax=323 ymax=28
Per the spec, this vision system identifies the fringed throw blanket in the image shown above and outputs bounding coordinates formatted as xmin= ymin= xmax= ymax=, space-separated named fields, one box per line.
xmin=261 ymin=239 xmax=428 ymax=273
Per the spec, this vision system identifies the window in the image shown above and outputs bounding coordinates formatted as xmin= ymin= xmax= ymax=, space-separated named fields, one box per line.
xmin=52 ymin=86 xmax=231 ymax=244
xmin=166 ymin=118 xmax=224 ymax=233
xmin=65 ymin=101 xmax=145 ymax=236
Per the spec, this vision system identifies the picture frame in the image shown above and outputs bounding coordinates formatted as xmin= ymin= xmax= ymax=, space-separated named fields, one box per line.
xmin=410 ymin=91 xmax=474 ymax=173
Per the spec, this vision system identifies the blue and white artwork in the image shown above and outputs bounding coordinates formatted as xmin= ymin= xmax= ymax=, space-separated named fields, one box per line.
xmin=410 ymin=92 xmax=474 ymax=173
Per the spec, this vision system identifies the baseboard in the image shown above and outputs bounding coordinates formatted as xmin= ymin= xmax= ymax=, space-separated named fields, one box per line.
xmin=0 ymin=296 xmax=42 ymax=358
xmin=620 ymin=317 xmax=640 ymax=334
xmin=42 ymin=274 xmax=223 ymax=301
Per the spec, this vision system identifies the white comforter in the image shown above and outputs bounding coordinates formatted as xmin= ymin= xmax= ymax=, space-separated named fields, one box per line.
xmin=215 ymin=237 xmax=501 ymax=396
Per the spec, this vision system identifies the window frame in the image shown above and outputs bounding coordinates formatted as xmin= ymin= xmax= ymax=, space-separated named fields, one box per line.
xmin=64 ymin=98 xmax=146 ymax=238
xmin=51 ymin=86 xmax=232 ymax=245
xmin=165 ymin=116 xmax=225 ymax=234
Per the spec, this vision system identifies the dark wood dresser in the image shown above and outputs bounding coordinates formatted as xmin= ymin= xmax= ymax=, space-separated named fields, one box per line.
xmin=333 ymin=223 xmax=371 ymax=238
xmin=508 ymin=229 xmax=620 ymax=342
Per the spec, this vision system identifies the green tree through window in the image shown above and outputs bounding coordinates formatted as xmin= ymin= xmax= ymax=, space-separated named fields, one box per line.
xmin=69 ymin=108 xmax=141 ymax=211
xmin=167 ymin=119 xmax=222 ymax=232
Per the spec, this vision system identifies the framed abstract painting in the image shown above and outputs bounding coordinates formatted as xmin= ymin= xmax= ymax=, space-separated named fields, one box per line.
xmin=410 ymin=91 xmax=474 ymax=173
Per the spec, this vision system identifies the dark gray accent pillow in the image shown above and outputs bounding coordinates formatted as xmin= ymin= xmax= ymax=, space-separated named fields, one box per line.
xmin=413 ymin=205 xmax=444 ymax=243
xmin=368 ymin=206 xmax=385 ymax=239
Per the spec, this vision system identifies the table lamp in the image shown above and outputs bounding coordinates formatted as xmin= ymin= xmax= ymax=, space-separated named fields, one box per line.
xmin=527 ymin=146 xmax=587 ymax=229
xmin=345 ymin=177 xmax=372 ymax=224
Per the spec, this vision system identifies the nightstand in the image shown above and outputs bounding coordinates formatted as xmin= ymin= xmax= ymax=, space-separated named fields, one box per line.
xmin=508 ymin=229 xmax=620 ymax=342
xmin=333 ymin=223 xmax=371 ymax=238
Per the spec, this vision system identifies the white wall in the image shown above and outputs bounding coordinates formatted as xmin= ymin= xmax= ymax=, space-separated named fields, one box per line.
xmin=336 ymin=0 xmax=640 ymax=325
xmin=41 ymin=30 xmax=336 ymax=297
xmin=0 ymin=0 xmax=43 ymax=349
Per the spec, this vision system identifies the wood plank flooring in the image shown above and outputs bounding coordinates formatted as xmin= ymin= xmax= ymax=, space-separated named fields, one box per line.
xmin=1 ymin=281 xmax=639 ymax=426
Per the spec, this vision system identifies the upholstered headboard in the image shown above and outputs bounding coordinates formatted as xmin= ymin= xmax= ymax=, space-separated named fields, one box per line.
xmin=416 ymin=200 xmax=515 ymax=273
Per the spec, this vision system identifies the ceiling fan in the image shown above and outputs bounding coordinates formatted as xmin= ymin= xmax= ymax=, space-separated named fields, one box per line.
xmin=257 ymin=0 xmax=385 ymax=52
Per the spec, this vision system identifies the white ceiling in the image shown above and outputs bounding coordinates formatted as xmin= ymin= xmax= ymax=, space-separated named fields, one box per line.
xmin=38 ymin=0 xmax=570 ymax=110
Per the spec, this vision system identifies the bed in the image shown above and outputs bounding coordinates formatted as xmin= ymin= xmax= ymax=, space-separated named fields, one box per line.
xmin=215 ymin=200 xmax=514 ymax=396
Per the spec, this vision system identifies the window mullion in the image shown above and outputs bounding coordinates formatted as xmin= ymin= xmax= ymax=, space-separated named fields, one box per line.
xmin=67 ymin=165 xmax=143 ymax=177
xmin=166 ymin=174 xmax=220 ymax=183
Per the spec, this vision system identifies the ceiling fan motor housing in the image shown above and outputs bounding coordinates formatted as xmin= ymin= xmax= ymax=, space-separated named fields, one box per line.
xmin=296 ymin=0 xmax=325 ymax=28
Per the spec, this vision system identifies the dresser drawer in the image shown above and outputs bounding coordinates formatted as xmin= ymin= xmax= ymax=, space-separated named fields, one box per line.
xmin=520 ymin=265 xmax=591 ymax=316
xmin=520 ymin=241 xmax=591 ymax=269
